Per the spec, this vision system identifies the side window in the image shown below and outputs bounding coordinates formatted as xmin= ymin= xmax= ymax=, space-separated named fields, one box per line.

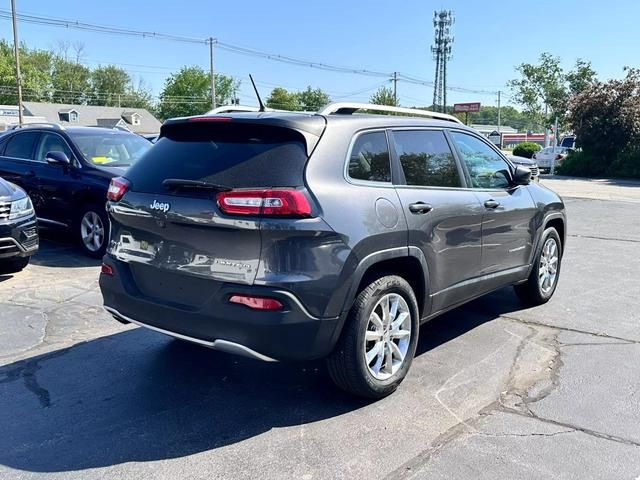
xmin=450 ymin=131 xmax=511 ymax=189
xmin=4 ymin=132 xmax=40 ymax=160
xmin=392 ymin=130 xmax=461 ymax=187
xmin=36 ymin=133 xmax=74 ymax=163
xmin=348 ymin=131 xmax=391 ymax=183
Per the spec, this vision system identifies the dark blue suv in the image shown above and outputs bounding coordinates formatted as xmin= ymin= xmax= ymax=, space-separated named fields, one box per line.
xmin=100 ymin=104 xmax=566 ymax=398
xmin=0 ymin=125 xmax=151 ymax=257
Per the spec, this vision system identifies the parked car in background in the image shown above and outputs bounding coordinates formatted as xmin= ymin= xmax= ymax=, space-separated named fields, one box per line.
xmin=0 ymin=124 xmax=152 ymax=257
xmin=0 ymin=176 xmax=38 ymax=273
xmin=100 ymin=103 xmax=566 ymax=398
xmin=533 ymin=146 xmax=572 ymax=172
xmin=560 ymin=135 xmax=576 ymax=149
xmin=507 ymin=155 xmax=539 ymax=182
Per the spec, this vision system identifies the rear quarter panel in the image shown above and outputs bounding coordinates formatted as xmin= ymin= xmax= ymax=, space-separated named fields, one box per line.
xmin=303 ymin=121 xmax=409 ymax=317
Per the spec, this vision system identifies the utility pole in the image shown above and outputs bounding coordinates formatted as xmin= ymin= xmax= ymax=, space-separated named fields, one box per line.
xmin=551 ymin=115 xmax=559 ymax=175
xmin=11 ymin=0 xmax=24 ymax=126
xmin=392 ymin=72 xmax=398 ymax=106
xmin=431 ymin=10 xmax=454 ymax=113
xmin=209 ymin=37 xmax=216 ymax=110
xmin=497 ymin=90 xmax=501 ymax=133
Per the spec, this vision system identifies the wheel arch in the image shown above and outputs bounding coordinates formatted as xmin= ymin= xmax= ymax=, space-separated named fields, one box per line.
xmin=334 ymin=247 xmax=430 ymax=330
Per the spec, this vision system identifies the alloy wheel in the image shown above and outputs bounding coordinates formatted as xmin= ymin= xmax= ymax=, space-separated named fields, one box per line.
xmin=80 ymin=211 xmax=105 ymax=253
xmin=538 ymin=237 xmax=559 ymax=294
xmin=363 ymin=293 xmax=412 ymax=380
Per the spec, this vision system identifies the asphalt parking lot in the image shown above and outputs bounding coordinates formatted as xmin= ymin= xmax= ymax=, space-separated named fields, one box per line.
xmin=1 ymin=178 xmax=639 ymax=479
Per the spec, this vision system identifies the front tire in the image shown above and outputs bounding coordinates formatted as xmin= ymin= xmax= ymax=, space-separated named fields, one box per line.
xmin=514 ymin=227 xmax=562 ymax=305
xmin=327 ymin=275 xmax=419 ymax=399
xmin=78 ymin=204 xmax=109 ymax=258
xmin=0 ymin=256 xmax=30 ymax=274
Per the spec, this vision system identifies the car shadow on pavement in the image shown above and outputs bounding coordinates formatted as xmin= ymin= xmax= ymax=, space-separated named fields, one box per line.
xmin=29 ymin=235 xmax=101 ymax=269
xmin=0 ymin=287 xmax=530 ymax=474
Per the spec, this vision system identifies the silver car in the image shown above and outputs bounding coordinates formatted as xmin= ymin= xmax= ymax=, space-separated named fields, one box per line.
xmin=533 ymin=147 xmax=571 ymax=171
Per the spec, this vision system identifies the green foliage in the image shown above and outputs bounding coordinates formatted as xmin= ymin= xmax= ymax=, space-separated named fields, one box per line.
xmin=512 ymin=142 xmax=541 ymax=159
xmin=509 ymin=53 xmax=597 ymax=126
xmin=0 ymin=40 xmax=155 ymax=110
xmin=265 ymin=86 xmax=331 ymax=111
xmin=297 ymin=86 xmax=330 ymax=111
xmin=89 ymin=65 xmax=131 ymax=106
xmin=561 ymin=68 xmax=640 ymax=178
xmin=266 ymin=87 xmax=300 ymax=110
xmin=464 ymin=105 xmax=539 ymax=131
xmin=51 ymin=57 xmax=92 ymax=104
xmin=370 ymin=86 xmax=397 ymax=106
xmin=156 ymin=66 xmax=238 ymax=119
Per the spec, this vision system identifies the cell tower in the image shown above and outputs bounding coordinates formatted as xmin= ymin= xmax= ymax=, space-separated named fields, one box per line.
xmin=431 ymin=10 xmax=454 ymax=113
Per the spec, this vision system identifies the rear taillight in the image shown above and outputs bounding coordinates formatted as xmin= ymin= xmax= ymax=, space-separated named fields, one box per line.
xmin=216 ymin=189 xmax=312 ymax=217
xmin=101 ymin=263 xmax=114 ymax=276
xmin=107 ymin=177 xmax=130 ymax=202
xmin=229 ymin=295 xmax=284 ymax=311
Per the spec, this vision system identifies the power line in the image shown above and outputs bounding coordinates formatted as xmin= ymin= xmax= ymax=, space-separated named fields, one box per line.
xmin=0 ymin=9 xmax=502 ymax=96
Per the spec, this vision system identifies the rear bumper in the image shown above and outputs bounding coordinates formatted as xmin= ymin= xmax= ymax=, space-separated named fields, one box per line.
xmin=0 ymin=216 xmax=38 ymax=260
xmin=99 ymin=257 xmax=341 ymax=362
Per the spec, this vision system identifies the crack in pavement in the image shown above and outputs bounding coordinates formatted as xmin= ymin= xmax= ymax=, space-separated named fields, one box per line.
xmin=497 ymin=407 xmax=640 ymax=448
xmin=0 ymin=349 xmax=69 ymax=408
xmin=385 ymin=316 xmax=640 ymax=478
xmin=500 ymin=314 xmax=640 ymax=344
xmin=568 ymin=234 xmax=640 ymax=244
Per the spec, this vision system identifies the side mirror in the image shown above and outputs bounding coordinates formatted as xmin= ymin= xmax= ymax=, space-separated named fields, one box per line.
xmin=45 ymin=151 xmax=71 ymax=166
xmin=512 ymin=165 xmax=532 ymax=186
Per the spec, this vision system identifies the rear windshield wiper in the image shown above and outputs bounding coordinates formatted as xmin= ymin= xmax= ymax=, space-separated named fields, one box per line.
xmin=162 ymin=178 xmax=232 ymax=192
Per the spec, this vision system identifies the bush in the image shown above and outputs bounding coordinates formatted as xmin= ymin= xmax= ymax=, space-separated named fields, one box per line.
xmin=512 ymin=142 xmax=541 ymax=159
xmin=555 ymin=148 xmax=640 ymax=178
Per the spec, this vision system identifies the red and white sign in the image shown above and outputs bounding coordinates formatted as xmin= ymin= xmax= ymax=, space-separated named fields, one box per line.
xmin=453 ymin=102 xmax=481 ymax=113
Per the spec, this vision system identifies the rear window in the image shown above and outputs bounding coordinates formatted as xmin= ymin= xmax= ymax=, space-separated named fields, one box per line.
xmin=67 ymin=131 xmax=151 ymax=167
xmin=125 ymin=123 xmax=309 ymax=193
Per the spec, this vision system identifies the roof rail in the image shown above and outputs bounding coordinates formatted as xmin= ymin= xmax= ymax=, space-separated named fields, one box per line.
xmin=208 ymin=105 xmax=263 ymax=114
xmin=207 ymin=105 xmax=311 ymax=114
xmin=8 ymin=122 xmax=65 ymax=131
xmin=318 ymin=102 xmax=463 ymax=124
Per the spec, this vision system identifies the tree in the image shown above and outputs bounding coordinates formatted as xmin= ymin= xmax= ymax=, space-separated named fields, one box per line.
xmin=0 ymin=40 xmax=54 ymax=104
xmin=508 ymin=53 xmax=567 ymax=126
xmin=298 ymin=86 xmax=330 ymax=111
xmin=566 ymin=59 xmax=597 ymax=96
xmin=156 ymin=66 xmax=238 ymax=119
xmin=370 ymin=86 xmax=397 ymax=106
xmin=568 ymin=68 xmax=640 ymax=166
xmin=509 ymin=53 xmax=597 ymax=127
xmin=90 ymin=65 xmax=131 ymax=106
xmin=51 ymin=56 xmax=92 ymax=104
xmin=266 ymin=87 xmax=300 ymax=110
xmin=120 ymin=78 xmax=154 ymax=110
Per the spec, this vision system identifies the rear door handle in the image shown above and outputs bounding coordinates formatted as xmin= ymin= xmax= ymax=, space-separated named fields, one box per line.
xmin=484 ymin=199 xmax=500 ymax=209
xmin=408 ymin=202 xmax=433 ymax=214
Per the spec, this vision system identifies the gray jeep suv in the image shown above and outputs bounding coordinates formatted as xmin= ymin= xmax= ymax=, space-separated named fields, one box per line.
xmin=99 ymin=103 xmax=565 ymax=398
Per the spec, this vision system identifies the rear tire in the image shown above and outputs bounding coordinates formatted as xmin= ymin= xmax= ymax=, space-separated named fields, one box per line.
xmin=0 ymin=256 xmax=30 ymax=274
xmin=77 ymin=204 xmax=109 ymax=258
xmin=514 ymin=227 xmax=562 ymax=305
xmin=327 ymin=275 xmax=419 ymax=399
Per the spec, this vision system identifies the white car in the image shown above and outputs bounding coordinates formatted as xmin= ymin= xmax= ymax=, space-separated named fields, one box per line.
xmin=533 ymin=146 xmax=571 ymax=171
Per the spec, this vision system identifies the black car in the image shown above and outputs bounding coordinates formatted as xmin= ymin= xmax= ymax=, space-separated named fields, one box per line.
xmin=0 ymin=125 xmax=152 ymax=257
xmin=100 ymin=103 xmax=566 ymax=398
xmin=0 ymin=176 xmax=38 ymax=273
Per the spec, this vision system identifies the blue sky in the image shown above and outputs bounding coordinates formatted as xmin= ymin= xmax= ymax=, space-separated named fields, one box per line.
xmin=2 ymin=0 xmax=638 ymax=108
